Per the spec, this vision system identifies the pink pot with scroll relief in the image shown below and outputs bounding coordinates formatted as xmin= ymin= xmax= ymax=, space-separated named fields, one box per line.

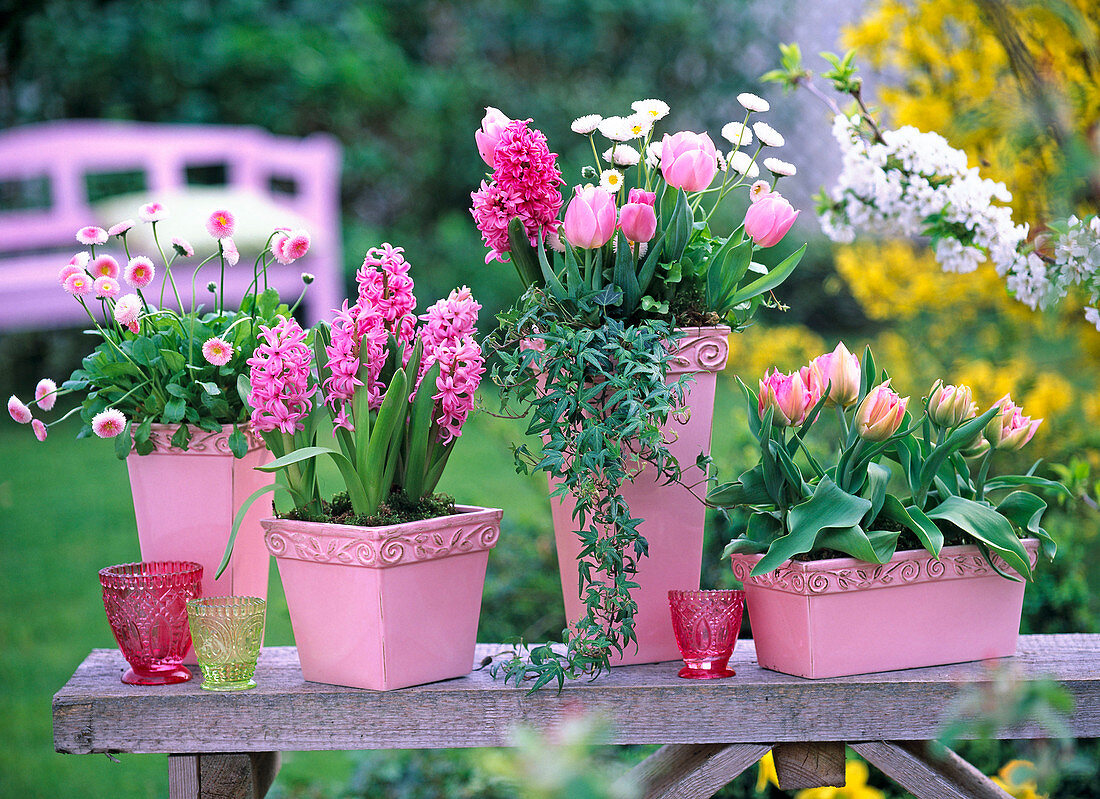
xmin=126 ymin=424 xmax=273 ymax=663
xmin=263 ymin=505 xmax=502 ymax=691
xmin=731 ymin=539 xmax=1040 ymax=679
xmin=549 ymin=326 xmax=730 ymax=667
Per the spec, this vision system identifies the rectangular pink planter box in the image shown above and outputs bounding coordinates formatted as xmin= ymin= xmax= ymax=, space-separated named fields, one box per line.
xmin=263 ymin=505 xmax=502 ymax=691
xmin=731 ymin=539 xmax=1040 ymax=679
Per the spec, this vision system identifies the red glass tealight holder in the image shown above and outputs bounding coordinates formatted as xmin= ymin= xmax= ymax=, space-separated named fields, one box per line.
xmin=668 ymin=589 xmax=744 ymax=679
xmin=99 ymin=561 xmax=202 ymax=685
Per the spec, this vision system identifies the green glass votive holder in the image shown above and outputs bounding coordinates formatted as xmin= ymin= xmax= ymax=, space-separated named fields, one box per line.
xmin=186 ymin=597 xmax=266 ymax=691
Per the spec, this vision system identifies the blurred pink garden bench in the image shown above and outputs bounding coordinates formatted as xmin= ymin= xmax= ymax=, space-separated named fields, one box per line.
xmin=0 ymin=120 xmax=344 ymax=331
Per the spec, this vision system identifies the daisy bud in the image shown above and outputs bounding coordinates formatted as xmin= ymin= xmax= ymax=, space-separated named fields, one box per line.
xmin=8 ymin=395 xmax=32 ymax=424
xmin=301 ymin=272 xmax=315 ymax=285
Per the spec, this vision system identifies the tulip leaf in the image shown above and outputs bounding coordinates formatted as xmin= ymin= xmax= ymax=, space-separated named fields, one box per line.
xmin=635 ymin=229 xmax=666 ymax=297
xmin=917 ymin=405 xmax=1000 ymax=500
xmin=817 ymin=525 xmax=898 ymax=564
xmin=723 ymin=511 xmax=782 ymax=558
xmin=707 ymin=465 xmax=772 ymax=507
xmin=611 ymin=231 xmax=640 ymax=312
xmin=997 ymin=490 xmax=1056 ymax=559
xmin=878 ymin=494 xmax=944 ymax=556
xmin=984 ymin=474 xmax=1071 ymax=497
xmin=751 ymin=477 xmax=872 ymax=575
xmin=858 ymin=345 xmax=877 ymax=401
xmin=925 ymin=495 xmax=1032 ymax=580
xmin=726 ymin=243 xmax=806 ymax=307
xmin=663 ymin=188 xmax=693 ymax=262
xmin=863 ymin=461 xmax=891 ymax=523
xmin=507 ymin=218 xmax=543 ymax=290
xmin=738 ymin=377 xmax=763 ymax=441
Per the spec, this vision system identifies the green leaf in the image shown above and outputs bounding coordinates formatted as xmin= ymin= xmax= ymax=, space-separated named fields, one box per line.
xmin=917 ymin=405 xmax=1000 ymax=497
xmin=257 ymin=287 xmax=280 ymax=318
xmin=863 ymin=462 xmax=891 ymax=523
xmin=163 ymin=396 xmax=186 ymax=423
xmin=507 ymin=218 xmax=543 ymax=289
xmin=160 ymin=350 xmax=186 ymax=373
xmin=170 ymin=423 xmax=190 ymax=450
xmin=237 ymin=374 xmax=253 ymax=407
xmin=997 ymin=491 xmax=1056 ymax=559
xmin=131 ymin=337 xmax=158 ymax=366
xmin=215 ymin=483 xmax=282 ymax=579
xmin=752 ymin=476 xmax=872 ymax=575
xmin=114 ymin=420 xmax=132 ymax=459
xmin=707 ymin=466 xmax=771 ymax=507
xmin=926 ymin=496 xmax=1032 ymax=580
xmin=726 ymin=243 xmax=806 ymax=307
xmin=258 ymin=445 xmax=372 ymax=515
xmin=197 ymin=381 xmax=220 ymax=395
xmin=817 ymin=525 xmax=898 ymax=564
xmin=612 ymin=231 xmax=641 ymax=313
xmin=165 ymin=383 xmax=188 ymax=398
xmin=363 ymin=368 xmax=408 ymax=510
xmin=404 ymin=361 xmax=441 ymax=502
xmin=984 ymin=475 xmax=1071 ymax=497
xmin=227 ymin=426 xmax=248 ymax=459
xmin=879 ymin=494 xmax=943 ymax=556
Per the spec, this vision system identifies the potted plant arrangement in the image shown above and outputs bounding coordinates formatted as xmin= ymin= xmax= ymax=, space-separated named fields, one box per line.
xmin=7 ymin=206 xmax=312 ymax=608
xmin=708 ymin=344 xmax=1068 ymax=678
xmin=227 ymin=242 xmax=500 ymax=691
xmin=470 ymin=96 xmax=806 ymax=688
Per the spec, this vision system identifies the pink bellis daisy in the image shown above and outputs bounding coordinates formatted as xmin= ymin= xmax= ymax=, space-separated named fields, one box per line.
xmin=8 ymin=395 xmax=32 ymax=424
xmin=31 ymin=419 xmax=47 ymax=442
xmin=76 ymin=226 xmax=107 ymax=245
xmin=124 ymin=256 xmax=155 ymax=288
xmin=35 ymin=378 xmax=58 ymax=411
xmin=272 ymin=229 xmax=311 ymax=264
xmin=93 ymin=276 xmax=121 ymax=299
xmin=222 ymin=237 xmax=240 ymax=266
xmin=171 ymin=237 xmax=194 ymax=257
xmin=206 ymin=209 xmax=236 ymax=239
xmin=90 ymin=254 xmax=120 ymax=279
xmin=63 ymin=272 xmax=93 ymax=296
xmin=58 ymin=263 xmax=85 ymax=285
xmin=91 ymin=408 xmax=127 ymax=438
xmin=108 ymin=220 xmax=135 ymax=237
xmin=113 ymin=294 xmax=143 ymax=328
xmin=138 ymin=202 xmax=167 ymax=222
xmin=202 ymin=337 xmax=234 ymax=366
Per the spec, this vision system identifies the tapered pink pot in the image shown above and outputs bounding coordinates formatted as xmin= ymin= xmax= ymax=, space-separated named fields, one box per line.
xmin=550 ymin=326 xmax=729 ymax=666
xmin=127 ymin=425 xmax=272 ymax=662
xmin=731 ymin=539 xmax=1040 ymax=678
xmin=264 ymin=505 xmax=502 ymax=691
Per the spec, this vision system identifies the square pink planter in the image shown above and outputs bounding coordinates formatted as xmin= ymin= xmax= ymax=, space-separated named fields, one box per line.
xmin=263 ymin=505 xmax=502 ymax=691
xmin=731 ymin=539 xmax=1040 ymax=678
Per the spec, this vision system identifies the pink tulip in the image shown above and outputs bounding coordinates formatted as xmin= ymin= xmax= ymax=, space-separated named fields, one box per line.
xmin=807 ymin=342 xmax=861 ymax=407
xmin=927 ymin=380 xmax=975 ymax=428
xmin=475 ymin=107 xmax=512 ymax=167
xmin=984 ymin=394 xmax=1042 ymax=450
xmin=660 ymin=131 xmax=718 ymax=192
xmin=562 ymin=186 xmax=617 ymax=249
xmin=744 ymin=192 xmax=799 ymax=248
xmin=855 ymin=380 xmax=909 ymax=441
xmin=759 ymin=369 xmax=814 ymax=427
xmin=619 ymin=188 xmax=657 ymax=244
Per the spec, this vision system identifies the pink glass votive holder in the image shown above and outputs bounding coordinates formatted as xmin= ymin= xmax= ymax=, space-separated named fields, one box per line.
xmin=99 ymin=561 xmax=203 ymax=685
xmin=668 ymin=589 xmax=744 ymax=679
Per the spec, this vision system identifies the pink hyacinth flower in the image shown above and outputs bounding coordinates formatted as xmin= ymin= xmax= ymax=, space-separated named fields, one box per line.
xmin=563 ymin=185 xmax=617 ymax=249
xmin=660 ymin=131 xmax=718 ymax=192
xmin=31 ymin=419 xmax=47 ymax=442
xmin=124 ymin=256 xmax=155 ymax=288
xmin=206 ymin=209 xmax=236 ymax=239
xmin=744 ymin=192 xmax=799 ymax=248
xmin=758 ymin=369 xmax=814 ymax=427
xmin=63 ymin=272 xmax=93 ymax=296
xmin=93 ymin=276 xmax=121 ymax=299
xmin=139 ymin=202 xmax=167 ymax=222
xmin=202 ymin=337 xmax=234 ymax=366
xmin=35 ymin=378 xmax=58 ymax=411
xmin=90 ymin=254 xmax=120 ymax=279
xmin=76 ymin=226 xmax=108 ymax=245
xmin=475 ymin=106 xmax=512 ymax=167
xmin=91 ymin=408 xmax=127 ymax=438
xmin=8 ymin=395 xmax=32 ymax=424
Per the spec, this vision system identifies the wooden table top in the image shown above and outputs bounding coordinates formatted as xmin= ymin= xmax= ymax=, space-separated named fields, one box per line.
xmin=54 ymin=635 xmax=1100 ymax=755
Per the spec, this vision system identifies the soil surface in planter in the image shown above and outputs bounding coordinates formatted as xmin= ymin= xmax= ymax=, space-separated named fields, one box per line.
xmin=283 ymin=490 xmax=457 ymax=528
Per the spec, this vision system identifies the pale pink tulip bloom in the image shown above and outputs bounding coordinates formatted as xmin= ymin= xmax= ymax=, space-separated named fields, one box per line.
xmin=807 ymin=342 xmax=861 ymax=407
xmin=758 ymin=369 xmax=814 ymax=427
xmin=855 ymin=380 xmax=909 ymax=441
xmin=619 ymin=188 xmax=657 ymax=244
xmin=744 ymin=192 xmax=799 ymax=247
xmin=985 ymin=394 xmax=1042 ymax=450
xmin=475 ymin=106 xmax=512 ymax=167
xmin=660 ymin=131 xmax=718 ymax=192
xmin=562 ymin=185 xmax=617 ymax=249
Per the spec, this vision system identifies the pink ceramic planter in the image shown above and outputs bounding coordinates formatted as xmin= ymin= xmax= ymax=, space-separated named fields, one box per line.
xmin=264 ymin=505 xmax=502 ymax=691
xmin=126 ymin=425 xmax=273 ymax=662
xmin=550 ymin=326 xmax=730 ymax=667
xmin=731 ymin=539 xmax=1040 ymax=678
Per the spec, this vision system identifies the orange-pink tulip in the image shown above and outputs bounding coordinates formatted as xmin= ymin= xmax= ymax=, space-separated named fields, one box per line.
xmin=984 ymin=394 xmax=1042 ymax=451
xmin=807 ymin=342 xmax=861 ymax=407
xmin=759 ymin=369 xmax=814 ymax=427
xmin=855 ymin=380 xmax=909 ymax=441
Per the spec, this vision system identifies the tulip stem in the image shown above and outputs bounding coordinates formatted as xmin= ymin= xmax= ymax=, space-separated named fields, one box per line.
xmin=974 ymin=448 xmax=995 ymax=502
xmin=836 ymin=405 xmax=849 ymax=438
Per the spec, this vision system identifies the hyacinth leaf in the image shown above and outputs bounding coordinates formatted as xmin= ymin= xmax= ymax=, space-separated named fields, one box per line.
xmin=997 ymin=490 xmax=1057 ymax=559
xmin=506 ymin=218 xmax=543 ymax=290
xmin=312 ymin=323 xmax=333 ymax=395
xmin=364 ymin=367 xmax=408 ymax=509
xmin=726 ymin=243 xmax=806 ymax=308
xmin=258 ymin=446 xmax=371 ymax=515
xmin=216 ymin=482 xmax=284 ymax=579
xmin=925 ymin=495 xmax=1032 ymax=580
xmin=879 ymin=494 xmax=943 ymax=556
xmin=404 ymin=361 xmax=440 ymax=503
xmin=752 ymin=476 xmax=872 ymax=575
xmin=707 ymin=466 xmax=771 ymax=507
xmin=423 ymin=436 xmax=456 ymax=497
xmin=917 ymin=405 xmax=1000 ymax=498
xmin=816 ymin=525 xmax=897 ymax=564
xmin=534 ymin=231 xmax=569 ymax=301
xmin=236 ymin=374 xmax=252 ymax=408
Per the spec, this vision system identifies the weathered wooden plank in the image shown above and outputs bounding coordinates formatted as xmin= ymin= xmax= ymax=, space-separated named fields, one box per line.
xmin=53 ymin=636 xmax=1100 ymax=754
xmin=621 ymin=743 xmax=772 ymax=799
xmin=169 ymin=754 xmax=199 ymax=799
xmin=773 ymin=742 xmax=845 ymax=789
xmin=852 ymin=741 xmax=1012 ymax=799
xmin=195 ymin=752 xmax=279 ymax=799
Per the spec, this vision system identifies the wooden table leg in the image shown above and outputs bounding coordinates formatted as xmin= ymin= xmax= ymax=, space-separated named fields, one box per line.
xmin=773 ymin=742 xmax=847 ymax=789
xmin=851 ymin=741 xmax=1012 ymax=799
xmin=619 ymin=742 xmax=773 ymax=799
xmin=168 ymin=753 xmax=281 ymax=799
